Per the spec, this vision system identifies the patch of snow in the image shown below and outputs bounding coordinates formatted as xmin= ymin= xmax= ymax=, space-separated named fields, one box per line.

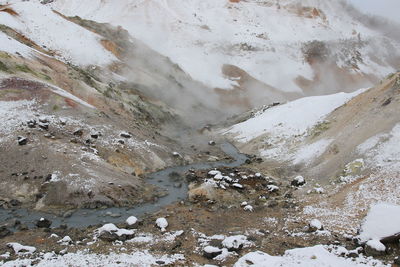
xmin=225 ymin=89 xmax=365 ymax=143
xmin=222 ymin=235 xmax=251 ymax=250
xmin=204 ymin=246 xmax=221 ymax=254
xmin=7 ymin=243 xmax=36 ymax=255
xmin=233 ymin=245 xmax=388 ymax=267
xmin=366 ymin=239 xmax=386 ymax=252
xmin=0 ymin=31 xmax=33 ymax=57
xmin=293 ymin=139 xmax=333 ymax=165
xmin=2 ymin=250 xmax=184 ymax=267
xmin=357 ymin=203 xmax=400 ymax=243
xmin=96 ymin=223 xmax=134 ymax=237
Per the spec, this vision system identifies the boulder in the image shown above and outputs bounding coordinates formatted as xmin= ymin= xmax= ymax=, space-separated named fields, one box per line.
xmin=308 ymin=219 xmax=323 ymax=232
xmin=36 ymin=218 xmax=52 ymax=228
xmin=73 ymin=129 xmax=83 ymax=136
xmin=291 ymin=175 xmax=306 ymax=186
xmin=38 ymin=122 xmax=49 ymax=130
xmin=203 ymin=246 xmax=222 ymax=259
xmin=120 ymin=132 xmax=132 ymax=138
xmin=17 ymin=136 xmax=27 ymax=146
xmin=364 ymin=239 xmax=386 ymax=256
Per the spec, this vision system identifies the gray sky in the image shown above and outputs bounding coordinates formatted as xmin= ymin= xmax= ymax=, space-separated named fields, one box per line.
xmin=349 ymin=0 xmax=400 ymax=23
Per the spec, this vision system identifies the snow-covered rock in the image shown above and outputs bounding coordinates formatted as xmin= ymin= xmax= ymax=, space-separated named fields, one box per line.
xmin=309 ymin=219 xmax=323 ymax=232
xmin=222 ymin=235 xmax=250 ymax=251
xmin=203 ymin=246 xmax=222 ymax=259
xmin=291 ymin=176 xmax=306 ymax=186
xmin=7 ymin=243 xmax=36 ymax=255
xmin=96 ymin=223 xmax=135 ymax=242
xmin=156 ymin=218 xmax=168 ymax=232
xmin=243 ymin=205 xmax=254 ymax=212
xmin=126 ymin=216 xmax=138 ymax=227
xmin=365 ymin=239 xmax=386 ymax=256
xmin=267 ymin=185 xmax=279 ymax=192
xmin=57 ymin=236 xmax=73 ymax=245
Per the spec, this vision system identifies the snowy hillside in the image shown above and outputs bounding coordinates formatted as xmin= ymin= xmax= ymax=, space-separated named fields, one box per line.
xmin=50 ymin=0 xmax=400 ymax=94
xmin=0 ymin=2 xmax=117 ymax=66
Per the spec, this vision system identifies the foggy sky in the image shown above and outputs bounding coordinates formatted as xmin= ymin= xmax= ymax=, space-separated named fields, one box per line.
xmin=349 ymin=0 xmax=400 ymax=23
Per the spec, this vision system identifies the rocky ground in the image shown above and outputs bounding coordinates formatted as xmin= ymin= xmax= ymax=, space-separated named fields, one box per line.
xmin=0 ymin=162 xmax=399 ymax=266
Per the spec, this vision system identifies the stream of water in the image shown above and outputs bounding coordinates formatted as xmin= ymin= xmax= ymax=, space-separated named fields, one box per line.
xmin=0 ymin=143 xmax=248 ymax=229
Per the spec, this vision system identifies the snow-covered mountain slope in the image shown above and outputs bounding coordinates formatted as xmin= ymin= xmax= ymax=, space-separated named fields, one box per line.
xmin=1 ymin=0 xmax=399 ymax=122
xmin=0 ymin=2 xmax=117 ymax=66
xmin=49 ymin=0 xmax=400 ymax=95
xmin=223 ymin=72 xmax=400 ymax=232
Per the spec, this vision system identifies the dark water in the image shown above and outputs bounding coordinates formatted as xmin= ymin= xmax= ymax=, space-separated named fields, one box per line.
xmin=0 ymin=143 xmax=248 ymax=229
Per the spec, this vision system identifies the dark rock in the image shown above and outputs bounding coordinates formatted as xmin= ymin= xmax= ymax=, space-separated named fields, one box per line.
xmin=155 ymin=260 xmax=165 ymax=265
xmin=117 ymin=139 xmax=125 ymax=144
xmin=0 ymin=226 xmax=12 ymax=238
xmin=245 ymin=159 xmax=251 ymax=164
xmin=39 ymin=117 xmax=49 ymax=123
xmin=91 ymin=134 xmax=99 ymax=139
xmin=394 ymin=257 xmax=400 ymax=265
xmin=98 ymin=231 xmax=134 ymax=242
xmin=9 ymin=199 xmax=21 ymax=207
xmin=208 ymin=140 xmax=216 ymax=146
xmin=17 ymin=136 xmax=28 ymax=145
xmin=59 ymin=224 xmax=68 ymax=230
xmin=73 ymin=129 xmax=83 ymax=136
xmin=36 ymin=218 xmax=52 ymax=228
xmin=27 ymin=119 xmax=37 ymax=128
xmin=38 ymin=122 xmax=49 ymax=130
xmin=120 ymin=132 xmax=132 ymax=138
xmin=45 ymin=174 xmax=53 ymax=182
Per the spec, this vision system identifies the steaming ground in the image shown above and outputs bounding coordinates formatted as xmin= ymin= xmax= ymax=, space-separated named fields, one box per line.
xmin=1 ymin=0 xmax=400 ymax=266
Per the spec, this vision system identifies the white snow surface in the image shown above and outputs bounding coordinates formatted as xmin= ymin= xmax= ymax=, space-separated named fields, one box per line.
xmin=226 ymin=89 xmax=365 ymax=143
xmin=0 ymin=31 xmax=33 ymax=57
xmin=0 ymin=1 xmax=117 ymax=66
xmin=233 ymin=245 xmax=388 ymax=267
xmin=49 ymin=0 xmax=398 ymax=91
xmin=357 ymin=203 xmax=400 ymax=243
xmin=357 ymin=123 xmax=400 ymax=171
xmin=1 ymin=250 xmax=184 ymax=267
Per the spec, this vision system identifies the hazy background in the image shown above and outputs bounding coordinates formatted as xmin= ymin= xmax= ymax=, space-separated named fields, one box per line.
xmin=349 ymin=0 xmax=400 ymax=23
